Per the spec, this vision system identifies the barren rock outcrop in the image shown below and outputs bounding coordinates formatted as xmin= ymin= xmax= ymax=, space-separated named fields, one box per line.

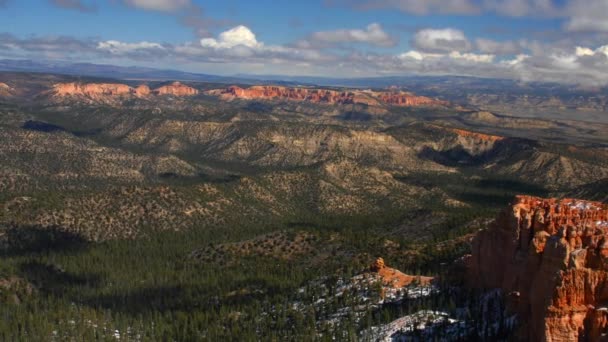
xmin=371 ymin=257 xmax=433 ymax=288
xmin=52 ymin=82 xmax=133 ymax=99
xmin=0 ymin=82 xmax=12 ymax=97
xmin=135 ymin=84 xmax=151 ymax=97
xmin=466 ymin=195 xmax=608 ymax=341
xmin=208 ymin=85 xmax=446 ymax=107
xmin=49 ymin=81 xmax=197 ymax=102
xmin=153 ymin=82 xmax=198 ymax=96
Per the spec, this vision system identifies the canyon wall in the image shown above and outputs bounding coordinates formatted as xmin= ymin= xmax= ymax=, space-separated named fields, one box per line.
xmin=50 ymin=81 xmax=197 ymax=101
xmin=209 ymin=85 xmax=447 ymax=107
xmin=466 ymin=195 xmax=608 ymax=341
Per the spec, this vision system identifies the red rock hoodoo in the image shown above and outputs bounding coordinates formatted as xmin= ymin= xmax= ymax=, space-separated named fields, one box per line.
xmin=371 ymin=257 xmax=433 ymax=288
xmin=208 ymin=85 xmax=447 ymax=107
xmin=466 ymin=195 xmax=608 ymax=341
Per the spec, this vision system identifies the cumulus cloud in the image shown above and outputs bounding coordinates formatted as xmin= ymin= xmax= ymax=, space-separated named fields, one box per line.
xmin=298 ymin=23 xmax=396 ymax=48
xmin=2 ymin=24 xmax=608 ymax=86
xmin=411 ymin=28 xmax=471 ymax=53
xmin=330 ymin=0 xmax=608 ymax=33
xmin=564 ymin=0 xmax=608 ymax=32
xmin=123 ymin=0 xmax=191 ymax=12
xmin=200 ymin=26 xmax=262 ymax=49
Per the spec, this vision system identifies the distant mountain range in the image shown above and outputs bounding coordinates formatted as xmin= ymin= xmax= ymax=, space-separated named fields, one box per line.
xmin=2 ymin=59 xmax=606 ymax=94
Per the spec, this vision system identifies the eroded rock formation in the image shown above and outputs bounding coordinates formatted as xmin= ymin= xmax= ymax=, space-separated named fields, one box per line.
xmin=52 ymin=82 xmax=133 ymax=99
xmin=0 ymin=82 xmax=13 ymax=97
xmin=208 ymin=85 xmax=446 ymax=107
xmin=135 ymin=84 xmax=151 ymax=97
xmin=466 ymin=195 xmax=608 ymax=341
xmin=49 ymin=81 xmax=197 ymax=101
xmin=154 ymin=82 xmax=198 ymax=96
xmin=371 ymin=257 xmax=433 ymax=288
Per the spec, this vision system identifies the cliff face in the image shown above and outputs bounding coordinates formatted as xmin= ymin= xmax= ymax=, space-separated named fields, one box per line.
xmin=466 ymin=195 xmax=608 ymax=341
xmin=0 ymin=82 xmax=12 ymax=97
xmin=49 ymin=82 xmax=197 ymax=102
xmin=52 ymin=82 xmax=133 ymax=99
xmin=208 ymin=85 xmax=446 ymax=107
xmin=154 ymin=82 xmax=198 ymax=96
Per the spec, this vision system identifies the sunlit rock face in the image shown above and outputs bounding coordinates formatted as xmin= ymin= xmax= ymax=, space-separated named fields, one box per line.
xmin=465 ymin=195 xmax=608 ymax=341
xmin=134 ymin=84 xmax=151 ymax=97
xmin=52 ymin=82 xmax=133 ymax=99
xmin=153 ymin=82 xmax=198 ymax=96
xmin=50 ymin=81 xmax=197 ymax=102
xmin=207 ymin=85 xmax=447 ymax=107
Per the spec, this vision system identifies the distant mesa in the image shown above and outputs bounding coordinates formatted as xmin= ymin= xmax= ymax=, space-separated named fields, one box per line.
xmin=207 ymin=85 xmax=447 ymax=107
xmin=49 ymin=81 xmax=198 ymax=101
xmin=154 ymin=82 xmax=198 ymax=96
xmin=465 ymin=195 xmax=608 ymax=341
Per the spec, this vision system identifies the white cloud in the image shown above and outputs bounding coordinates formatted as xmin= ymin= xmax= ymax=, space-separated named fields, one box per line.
xmin=329 ymin=0 xmax=479 ymax=15
xmin=481 ymin=0 xmax=557 ymax=17
xmin=503 ymin=54 xmax=530 ymax=66
xmin=301 ymin=23 xmax=396 ymax=48
xmin=200 ymin=25 xmax=262 ymax=49
xmin=123 ymin=0 xmax=191 ymax=12
xmin=411 ymin=28 xmax=471 ymax=53
xmin=476 ymin=38 xmax=522 ymax=55
xmin=97 ymin=40 xmax=165 ymax=55
xmin=449 ymin=51 xmax=495 ymax=63
xmin=565 ymin=0 xmax=608 ymax=32
xmin=399 ymin=50 xmax=440 ymax=61
xmin=398 ymin=49 xmax=493 ymax=63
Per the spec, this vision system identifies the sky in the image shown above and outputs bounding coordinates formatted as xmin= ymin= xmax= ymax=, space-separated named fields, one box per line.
xmin=1 ymin=0 xmax=608 ymax=85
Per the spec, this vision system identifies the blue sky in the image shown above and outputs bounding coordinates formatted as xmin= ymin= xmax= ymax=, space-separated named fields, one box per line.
xmin=1 ymin=0 xmax=608 ymax=85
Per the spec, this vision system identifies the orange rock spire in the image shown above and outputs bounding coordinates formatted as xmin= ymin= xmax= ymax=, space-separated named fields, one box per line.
xmin=466 ymin=195 xmax=608 ymax=340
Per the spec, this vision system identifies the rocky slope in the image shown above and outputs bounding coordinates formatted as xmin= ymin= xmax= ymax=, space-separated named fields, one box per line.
xmin=207 ymin=85 xmax=447 ymax=107
xmin=466 ymin=195 xmax=608 ymax=341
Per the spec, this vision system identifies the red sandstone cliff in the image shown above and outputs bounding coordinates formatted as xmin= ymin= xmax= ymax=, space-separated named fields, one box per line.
xmin=135 ymin=84 xmax=151 ymax=97
xmin=0 ymin=82 xmax=13 ymax=97
xmin=52 ymin=82 xmax=133 ymax=99
xmin=153 ymin=82 xmax=198 ymax=96
xmin=207 ymin=85 xmax=447 ymax=107
xmin=49 ymin=81 xmax=197 ymax=101
xmin=466 ymin=195 xmax=608 ymax=341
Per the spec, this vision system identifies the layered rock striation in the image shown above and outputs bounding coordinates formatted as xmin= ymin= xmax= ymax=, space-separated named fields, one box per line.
xmin=153 ymin=82 xmax=198 ymax=96
xmin=49 ymin=81 xmax=197 ymax=102
xmin=208 ymin=85 xmax=447 ymax=107
xmin=466 ymin=195 xmax=608 ymax=341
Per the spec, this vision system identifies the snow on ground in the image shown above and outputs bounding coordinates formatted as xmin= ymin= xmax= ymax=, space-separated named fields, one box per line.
xmin=362 ymin=310 xmax=465 ymax=341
